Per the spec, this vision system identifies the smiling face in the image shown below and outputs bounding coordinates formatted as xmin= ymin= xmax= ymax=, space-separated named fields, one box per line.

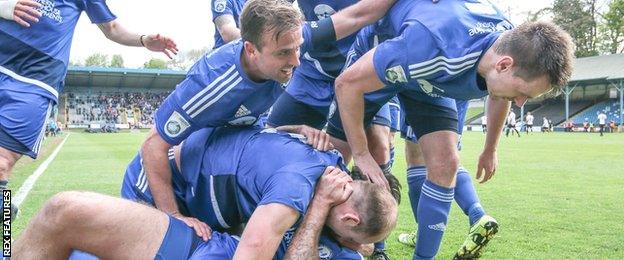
xmin=245 ymin=27 xmax=303 ymax=84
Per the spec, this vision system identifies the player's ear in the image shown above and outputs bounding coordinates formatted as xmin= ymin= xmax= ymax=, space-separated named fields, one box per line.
xmin=340 ymin=212 xmax=360 ymax=227
xmin=243 ymin=40 xmax=258 ymax=56
xmin=495 ymin=56 xmax=514 ymax=73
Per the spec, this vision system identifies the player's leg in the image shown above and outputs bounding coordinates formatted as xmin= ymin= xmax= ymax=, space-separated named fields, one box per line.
xmin=0 ymin=90 xmax=53 ymax=219
xmin=13 ymin=191 xmax=199 ymax=259
xmin=400 ymin=92 xmax=458 ymax=259
xmin=387 ymin=97 xmax=401 ymax=168
xmin=267 ymin=71 xmax=333 ymax=130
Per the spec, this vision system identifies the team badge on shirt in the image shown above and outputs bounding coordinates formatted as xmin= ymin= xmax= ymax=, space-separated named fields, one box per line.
xmin=164 ymin=111 xmax=190 ymax=137
xmin=214 ymin=0 xmax=227 ymax=13
xmin=318 ymin=244 xmax=333 ymax=260
xmin=385 ymin=65 xmax=408 ymax=84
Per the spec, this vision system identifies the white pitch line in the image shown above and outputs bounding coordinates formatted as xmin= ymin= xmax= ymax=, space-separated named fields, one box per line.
xmin=13 ymin=133 xmax=70 ymax=207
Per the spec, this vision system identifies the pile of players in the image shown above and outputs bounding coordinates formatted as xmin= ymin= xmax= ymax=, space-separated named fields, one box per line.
xmin=1 ymin=0 xmax=574 ymax=259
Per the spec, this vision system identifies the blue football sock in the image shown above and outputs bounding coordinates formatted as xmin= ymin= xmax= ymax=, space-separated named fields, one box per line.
xmin=455 ymin=167 xmax=485 ymax=226
xmin=415 ymin=180 xmax=454 ymax=260
xmin=407 ymin=166 xmax=427 ymax=223
xmin=374 ymin=240 xmax=386 ymax=250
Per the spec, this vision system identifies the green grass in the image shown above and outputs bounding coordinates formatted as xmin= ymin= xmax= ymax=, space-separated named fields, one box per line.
xmin=10 ymin=131 xmax=624 ymax=258
xmin=464 ymin=107 xmax=484 ymax=123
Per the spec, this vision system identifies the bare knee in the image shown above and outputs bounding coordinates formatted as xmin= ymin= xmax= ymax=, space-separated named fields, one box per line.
xmin=426 ymin=151 xmax=459 ymax=187
xmin=0 ymin=150 xmax=20 ymax=179
xmin=42 ymin=191 xmax=99 ymax=230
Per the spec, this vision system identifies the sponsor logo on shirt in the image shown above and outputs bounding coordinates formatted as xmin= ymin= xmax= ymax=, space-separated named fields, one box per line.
xmin=214 ymin=0 xmax=227 ymax=13
xmin=38 ymin=0 xmax=62 ymax=23
xmin=318 ymin=244 xmax=333 ymax=260
xmin=228 ymin=116 xmax=256 ymax=126
xmin=385 ymin=65 xmax=407 ymax=84
xmin=417 ymin=80 xmax=444 ymax=98
xmin=164 ymin=111 xmax=190 ymax=138
xmin=468 ymin=21 xmax=512 ymax=36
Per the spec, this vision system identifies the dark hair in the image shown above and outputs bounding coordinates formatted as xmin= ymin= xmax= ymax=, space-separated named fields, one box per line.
xmin=495 ymin=21 xmax=575 ymax=96
xmin=351 ymin=181 xmax=398 ymax=237
xmin=239 ymin=0 xmax=303 ymax=50
xmin=350 ymin=166 xmax=402 ymax=204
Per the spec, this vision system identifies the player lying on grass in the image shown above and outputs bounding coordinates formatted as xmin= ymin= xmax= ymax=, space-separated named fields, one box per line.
xmin=14 ymin=163 xmax=395 ymax=259
xmin=120 ymin=126 xmax=398 ymax=259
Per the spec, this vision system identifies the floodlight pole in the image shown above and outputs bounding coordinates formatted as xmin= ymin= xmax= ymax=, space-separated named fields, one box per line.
xmin=564 ymin=84 xmax=577 ymax=122
xmin=610 ymin=80 xmax=624 ymax=127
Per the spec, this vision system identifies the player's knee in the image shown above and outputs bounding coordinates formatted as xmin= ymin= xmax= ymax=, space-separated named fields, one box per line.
xmin=44 ymin=191 xmax=96 ymax=226
xmin=428 ymin=152 xmax=459 ymax=178
xmin=0 ymin=154 xmax=16 ymax=177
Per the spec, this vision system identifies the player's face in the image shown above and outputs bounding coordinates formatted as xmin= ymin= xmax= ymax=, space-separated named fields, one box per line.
xmin=487 ymin=70 xmax=551 ymax=108
xmin=254 ymin=27 xmax=303 ymax=83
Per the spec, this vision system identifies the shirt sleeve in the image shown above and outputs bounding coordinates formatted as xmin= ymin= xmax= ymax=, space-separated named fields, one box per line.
xmin=257 ymin=163 xmax=326 ymax=216
xmin=212 ymin=0 xmax=236 ymax=21
xmin=301 ymin=18 xmax=336 ymax=55
xmin=84 ymin=0 xmax=117 ymax=24
xmin=154 ymin=59 xmax=240 ymax=145
xmin=373 ymin=21 xmax=438 ymax=86
xmin=342 ymin=24 xmax=375 ymax=72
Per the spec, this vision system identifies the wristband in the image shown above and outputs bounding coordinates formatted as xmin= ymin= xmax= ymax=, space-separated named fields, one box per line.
xmin=140 ymin=35 xmax=146 ymax=47
xmin=0 ymin=0 xmax=18 ymax=20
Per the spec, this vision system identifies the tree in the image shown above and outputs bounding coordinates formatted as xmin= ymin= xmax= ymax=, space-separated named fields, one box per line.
xmin=600 ymin=0 xmax=624 ymax=54
xmin=110 ymin=54 xmax=125 ymax=68
xmin=143 ymin=58 xmax=168 ymax=69
xmin=84 ymin=53 xmax=109 ymax=67
xmin=166 ymin=47 xmax=211 ymax=70
xmin=552 ymin=0 xmax=599 ymax=57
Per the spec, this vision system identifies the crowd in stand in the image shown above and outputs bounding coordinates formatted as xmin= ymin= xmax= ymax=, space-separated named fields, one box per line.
xmin=66 ymin=91 xmax=170 ymax=126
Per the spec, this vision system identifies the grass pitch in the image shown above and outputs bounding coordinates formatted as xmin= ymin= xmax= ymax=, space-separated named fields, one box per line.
xmin=9 ymin=130 xmax=624 ymax=259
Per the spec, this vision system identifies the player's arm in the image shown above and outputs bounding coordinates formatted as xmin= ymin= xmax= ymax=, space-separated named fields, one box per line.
xmin=476 ymin=96 xmax=510 ymax=183
xmin=141 ymin=128 xmax=211 ymax=241
xmin=97 ymin=20 xmax=179 ymax=59
xmin=233 ymin=203 xmax=299 ymax=260
xmin=275 ymin=125 xmax=333 ymax=151
xmin=334 ymin=47 xmax=389 ymax=189
xmin=328 ymin=0 xmax=395 ymax=40
xmin=0 ymin=0 xmax=41 ymax=27
xmin=214 ymin=14 xmax=240 ymax=43
xmin=284 ymin=166 xmax=353 ymax=260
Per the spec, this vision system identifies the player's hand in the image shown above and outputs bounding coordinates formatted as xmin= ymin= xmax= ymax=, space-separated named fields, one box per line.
xmin=12 ymin=0 xmax=42 ymax=27
xmin=144 ymin=34 xmax=179 ymax=59
xmin=476 ymin=149 xmax=498 ymax=183
xmin=354 ymin=154 xmax=389 ymax=190
xmin=172 ymin=213 xmax=212 ymax=241
xmin=315 ymin=166 xmax=353 ymax=207
xmin=299 ymin=125 xmax=334 ymax=151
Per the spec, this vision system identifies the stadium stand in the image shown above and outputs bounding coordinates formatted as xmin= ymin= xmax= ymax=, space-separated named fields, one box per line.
xmin=571 ymin=100 xmax=622 ymax=124
xmin=59 ymin=66 xmax=184 ymax=129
